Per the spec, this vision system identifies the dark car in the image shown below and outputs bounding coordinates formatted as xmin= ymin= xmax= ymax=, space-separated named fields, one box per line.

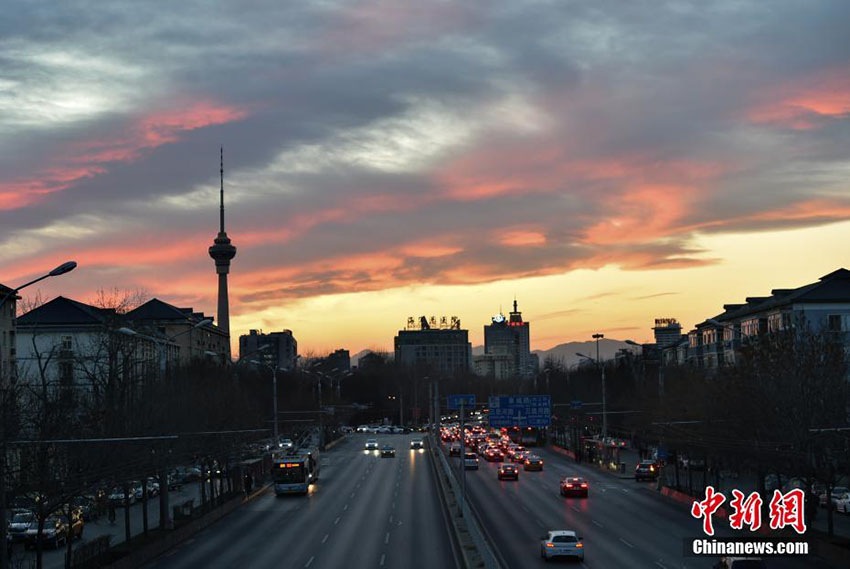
xmin=498 ymin=464 xmax=519 ymax=481
xmin=560 ymin=477 xmax=589 ymax=497
xmin=485 ymin=448 xmax=505 ymax=462
xmin=635 ymin=460 xmax=659 ymax=481
xmin=380 ymin=445 xmax=396 ymax=458
xmin=524 ymin=455 xmax=544 ymax=471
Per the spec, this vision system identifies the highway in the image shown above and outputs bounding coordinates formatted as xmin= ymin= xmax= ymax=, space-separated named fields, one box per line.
xmin=146 ymin=434 xmax=458 ymax=569
xmin=454 ymin=442 xmax=839 ymax=568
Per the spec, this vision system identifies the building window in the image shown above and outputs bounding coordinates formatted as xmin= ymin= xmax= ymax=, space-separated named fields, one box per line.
xmin=61 ymin=336 xmax=73 ymax=350
xmin=827 ymin=314 xmax=843 ymax=332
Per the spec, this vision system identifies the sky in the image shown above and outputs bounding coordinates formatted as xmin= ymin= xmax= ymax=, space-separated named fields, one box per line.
xmin=2 ymin=0 xmax=849 ymax=355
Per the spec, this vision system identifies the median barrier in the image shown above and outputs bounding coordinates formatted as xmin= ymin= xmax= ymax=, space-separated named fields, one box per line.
xmin=431 ymin=436 xmax=505 ymax=569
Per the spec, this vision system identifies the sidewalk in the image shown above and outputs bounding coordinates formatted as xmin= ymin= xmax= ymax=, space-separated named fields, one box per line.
xmin=548 ymin=443 xmax=640 ymax=479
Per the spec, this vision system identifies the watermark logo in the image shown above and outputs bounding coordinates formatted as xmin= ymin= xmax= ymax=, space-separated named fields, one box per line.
xmin=691 ymin=486 xmax=807 ymax=536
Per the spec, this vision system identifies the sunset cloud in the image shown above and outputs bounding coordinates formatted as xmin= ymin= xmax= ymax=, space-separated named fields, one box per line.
xmin=2 ymin=0 xmax=850 ymax=354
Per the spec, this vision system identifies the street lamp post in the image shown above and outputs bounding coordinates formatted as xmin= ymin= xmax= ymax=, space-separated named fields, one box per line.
xmin=118 ymin=318 xmax=213 ymax=381
xmin=0 ymin=261 xmax=77 ymax=569
xmin=250 ymin=360 xmax=283 ymax=443
xmin=576 ymin=346 xmax=608 ymax=438
xmin=593 ymin=333 xmax=607 ymax=438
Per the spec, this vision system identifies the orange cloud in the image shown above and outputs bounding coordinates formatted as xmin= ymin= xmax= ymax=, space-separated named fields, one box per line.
xmin=500 ymin=230 xmax=546 ymax=247
xmin=747 ymin=67 xmax=850 ymax=129
xmin=582 ymin=184 xmax=698 ymax=245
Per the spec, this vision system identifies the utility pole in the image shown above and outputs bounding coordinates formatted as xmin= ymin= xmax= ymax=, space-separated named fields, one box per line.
xmin=399 ymin=393 xmax=404 ymax=427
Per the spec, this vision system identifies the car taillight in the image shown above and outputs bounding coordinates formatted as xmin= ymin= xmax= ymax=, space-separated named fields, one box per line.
xmin=576 ymin=542 xmax=583 ymax=548
xmin=650 ymin=465 xmax=655 ymax=471
xmin=566 ymin=484 xmax=573 ymax=488
xmin=545 ymin=542 xmax=554 ymax=548
xmin=581 ymin=483 xmax=588 ymax=488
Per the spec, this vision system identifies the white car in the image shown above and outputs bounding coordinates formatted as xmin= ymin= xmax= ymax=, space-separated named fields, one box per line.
xmin=278 ymin=438 xmax=294 ymax=450
xmin=832 ymin=491 xmax=850 ymax=514
xmin=540 ymin=530 xmax=584 ymax=561
xmin=410 ymin=439 xmax=424 ymax=450
xmin=721 ymin=557 xmax=766 ymax=568
xmin=364 ymin=439 xmax=379 ymax=450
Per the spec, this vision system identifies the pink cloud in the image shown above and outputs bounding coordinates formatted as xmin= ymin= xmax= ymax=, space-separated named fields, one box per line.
xmin=0 ymin=101 xmax=248 ymax=211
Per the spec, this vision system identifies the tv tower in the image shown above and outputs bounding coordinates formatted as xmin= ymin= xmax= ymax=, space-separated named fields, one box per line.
xmin=208 ymin=147 xmax=236 ymax=357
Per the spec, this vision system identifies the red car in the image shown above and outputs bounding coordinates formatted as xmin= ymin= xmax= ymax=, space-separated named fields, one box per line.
xmin=498 ymin=464 xmax=519 ymax=481
xmin=560 ymin=477 xmax=588 ymax=497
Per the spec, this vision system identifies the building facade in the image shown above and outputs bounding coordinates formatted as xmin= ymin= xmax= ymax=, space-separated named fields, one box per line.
xmin=481 ymin=300 xmax=535 ymax=379
xmin=657 ymin=268 xmax=850 ymax=369
xmin=126 ymin=298 xmax=229 ymax=365
xmin=238 ymin=329 xmax=298 ymax=370
xmin=394 ymin=316 xmax=471 ymax=376
xmin=15 ymin=297 xmax=174 ymax=400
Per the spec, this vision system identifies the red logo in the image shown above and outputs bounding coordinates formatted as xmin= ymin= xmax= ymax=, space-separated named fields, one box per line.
xmin=729 ymin=490 xmax=763 ymax=531
xmin=691 ymin=486 xmax=726 ymax=536
xmin=768 ymin=489 xmax=806 ymax=534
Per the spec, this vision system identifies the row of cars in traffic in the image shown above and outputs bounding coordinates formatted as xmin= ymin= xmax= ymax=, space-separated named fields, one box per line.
xmin=441 ymin=424 xmax=587 ymax=561
xmin=363 ymin=436 xmax=426 ymax=458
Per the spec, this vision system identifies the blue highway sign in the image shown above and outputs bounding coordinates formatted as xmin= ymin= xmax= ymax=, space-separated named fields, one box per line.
xmin=488 ymin=395 xmax=551 ymax=428
xmin=446 ymin=394 xmax=475 ymax=410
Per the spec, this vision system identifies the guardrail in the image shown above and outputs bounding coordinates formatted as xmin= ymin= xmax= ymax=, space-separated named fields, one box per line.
xmin=432 ymin=435 xmax=506 ymax=569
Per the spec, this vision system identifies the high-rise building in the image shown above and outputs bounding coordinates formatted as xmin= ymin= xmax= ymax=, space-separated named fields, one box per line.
xmin=653 ymin=318 xmax=683 ymax=348
xmin=483 ymin=299 xmax=534 ymax=379
xmin=208 ymin=148 xmax=236 ymax=360
xmin=395 ymin=316 xmax=471 ymax=376
xmin=0 ymin=284 xmax=19 ymax=384
xmin=239 ymin=329 xmax=298 ymax=370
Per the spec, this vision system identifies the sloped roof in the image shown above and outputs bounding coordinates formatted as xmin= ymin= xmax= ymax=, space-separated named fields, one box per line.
xmin=126 ymin=298 xmax=193 ymax=322
xmin=712 ymin=268 xmax=850 ymax=322
xmin=17 ymin=296 xmax=114 ymax=326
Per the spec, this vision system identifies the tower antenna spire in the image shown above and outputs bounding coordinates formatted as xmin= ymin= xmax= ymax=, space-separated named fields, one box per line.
xmin=219 ymin=145 xmax=225 ymax=233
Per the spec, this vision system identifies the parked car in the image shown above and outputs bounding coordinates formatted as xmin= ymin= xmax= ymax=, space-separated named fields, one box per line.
xmin=7 ymin=511 xmax=35 ymax=542
xmin=24 ymin=516 xmax=68 ymax=549
xmin=832 ymin=489 xmax=850 ymax=514
xmin=108 ymin=487 xmax=135 ymax=506
xmin=146 ymin=478 xmax=160 ymax=497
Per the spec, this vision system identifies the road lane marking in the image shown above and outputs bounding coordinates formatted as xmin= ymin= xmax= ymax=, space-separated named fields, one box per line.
xmin=379 ymin=554 xmax=386 ymax=566
xmin=322 ymin=534 xmax=329 ymax=544
xmin=344 ymin=504 xmax=349 ymax=510
xmin=535 ymin=518 xmax=545 ymax=528
xmin=392 ymin=501 xmax=396 ymax=508
xmin=521 ymin=505 xmax=530 ymax=513
xmin=571 ymin=505 xmax=580 ymax=512
xmin=398 ymin=520 xmax=402 ymax=526
xmin=334 ymin=516 xmax=341 ymax=525
xmin=619 ymin=538 xmax=635 ymax=548
xmin=350 ymin=492 xmax=355 ymax=498
xmin=389 ymin=515 xmax=393 ymax=523
xmin=385 ymin=532 xmax=390 ymax=544
xmin=655 ymin=562 xmax=667 ymax=569
xmin=592 ymin=520 xmax=604 ymax=528
xmin=305 ymin=556 xmax=314 ymax=568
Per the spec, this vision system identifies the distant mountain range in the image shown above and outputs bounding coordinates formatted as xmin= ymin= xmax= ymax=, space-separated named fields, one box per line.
xmin=352 ymin=338 xmax=633 ymax=368
xmin=532 ymin=338 xmax=632 ymax=368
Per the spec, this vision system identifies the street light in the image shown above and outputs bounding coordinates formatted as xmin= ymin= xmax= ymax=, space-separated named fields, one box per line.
xmin=250 ymin=359 xmax=285 ymax=444
xmin=0 ymin=261 xmax=78 ymax=308
xmin=577 ymin=334 xmax=607 ymax=438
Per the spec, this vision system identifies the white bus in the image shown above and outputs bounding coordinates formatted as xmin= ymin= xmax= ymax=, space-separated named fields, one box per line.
xmin=273 ymin=449 xmax=320 ymax=495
